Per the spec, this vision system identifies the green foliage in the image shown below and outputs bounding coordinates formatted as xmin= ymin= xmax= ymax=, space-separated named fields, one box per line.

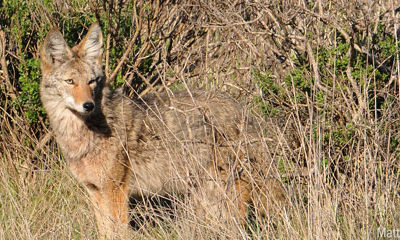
xmin=285 ymin=67 xmax=310 ymax=104
xmin=326 ymin=122 xmax=355 ymax=146
xmin=253 ymin=69 xmax=283 ymax=116
xmin=14 ymin=58 xmax=45 ymax=123
xmin=285 ymin=67 xmax=311 ymax=93
xmin=169 ymin=81 xmax=185 ymax=91
xmin=375 ymin=24 xmax=397 ymax=60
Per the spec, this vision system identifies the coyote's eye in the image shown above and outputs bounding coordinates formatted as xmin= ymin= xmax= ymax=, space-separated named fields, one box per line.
xmin=64 ymin=79 xmax=74 ymax=85
xmin=88 ymin=77 xmax=99 ymax=85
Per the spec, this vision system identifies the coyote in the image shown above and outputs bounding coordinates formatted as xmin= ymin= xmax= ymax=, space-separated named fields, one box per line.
xmin=40 ymin=22 xmax=285 ymax=238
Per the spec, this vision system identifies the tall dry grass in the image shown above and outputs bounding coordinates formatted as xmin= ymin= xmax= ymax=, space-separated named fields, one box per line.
xmin=1 ymin=0 xmax=400 ymax=239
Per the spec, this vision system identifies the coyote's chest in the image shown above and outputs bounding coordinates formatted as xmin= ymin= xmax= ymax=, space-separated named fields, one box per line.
xmin=67 ymin=138 xmax=125 ymax=188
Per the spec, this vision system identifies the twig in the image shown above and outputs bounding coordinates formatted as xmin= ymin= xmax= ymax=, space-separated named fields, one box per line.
xmin=139 ymin=77 xmax=161 ymax=97
xmin=392 ymin=0 xmax=400 ymax=102
xmin=346 ymin=37 xmax=365 ymax=121
xmin=108 ymin=0 xmax=142 ymax=83
xmin=306 ymin=41 xmax=329 ymax=93
xmin=105 ymin=33 xmax=111 ymax=79
xmin=0 ymin=31 xmax=16 ymax=98
xmin=134 ymin=69 xmax=165 ymax=105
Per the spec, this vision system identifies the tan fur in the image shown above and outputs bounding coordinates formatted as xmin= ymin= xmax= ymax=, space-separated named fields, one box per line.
xmin=40 ymin=23 xmax=285 ymax=239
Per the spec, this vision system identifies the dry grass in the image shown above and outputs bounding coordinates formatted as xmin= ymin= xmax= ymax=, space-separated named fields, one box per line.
xmin=1 ymin=0 xmax=400 ymax=239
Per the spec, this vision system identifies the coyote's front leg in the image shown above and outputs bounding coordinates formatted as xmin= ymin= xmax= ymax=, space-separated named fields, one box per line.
xmin=87 ymin=181 xmax=130 ymax=239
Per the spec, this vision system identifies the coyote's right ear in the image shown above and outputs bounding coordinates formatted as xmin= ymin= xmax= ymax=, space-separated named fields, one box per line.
xmin=40 ymin=28 xmax=72 ymax=71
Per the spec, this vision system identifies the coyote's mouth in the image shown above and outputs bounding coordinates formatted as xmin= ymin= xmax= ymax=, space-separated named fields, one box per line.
xmin=67 ymin=106 xmax=94 ymax=119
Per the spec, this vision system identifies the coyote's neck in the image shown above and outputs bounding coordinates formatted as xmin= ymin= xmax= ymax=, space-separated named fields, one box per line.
xmin=43 ymin=96 xmax=104 ymax=161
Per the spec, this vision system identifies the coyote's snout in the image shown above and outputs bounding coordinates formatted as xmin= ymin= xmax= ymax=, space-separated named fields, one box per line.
xmin=40 ymin=22 xmax=285 ymax=239
xmin=62 ymin=77 xmax=96 ymax=114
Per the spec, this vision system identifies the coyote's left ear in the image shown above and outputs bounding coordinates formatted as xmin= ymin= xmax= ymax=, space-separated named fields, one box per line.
xmin=76 ymin=22 xmax=103 ymax=64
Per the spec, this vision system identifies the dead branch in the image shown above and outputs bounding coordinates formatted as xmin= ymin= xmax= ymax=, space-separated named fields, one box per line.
xmin=0 ymin=31 xmax=16 ymax=98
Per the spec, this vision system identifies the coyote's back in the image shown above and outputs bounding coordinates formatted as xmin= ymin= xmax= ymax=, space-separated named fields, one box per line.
xmin=40 ymin=22 xmax=285 ymax=238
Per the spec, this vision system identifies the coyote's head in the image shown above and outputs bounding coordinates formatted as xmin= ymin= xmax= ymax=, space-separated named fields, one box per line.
xmin=40 ymin=23 xmax=104 ymax=116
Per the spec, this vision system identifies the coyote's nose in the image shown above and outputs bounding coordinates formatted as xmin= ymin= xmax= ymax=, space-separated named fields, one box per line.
xmin=83 ymin=102 xmax=94 ymax=112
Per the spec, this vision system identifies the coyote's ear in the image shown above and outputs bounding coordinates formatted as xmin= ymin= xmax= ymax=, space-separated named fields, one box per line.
xmin=76 ymin=22 xmax=103 ymax=64
xmin=41 ymin=28 xmax=72 ymax=70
